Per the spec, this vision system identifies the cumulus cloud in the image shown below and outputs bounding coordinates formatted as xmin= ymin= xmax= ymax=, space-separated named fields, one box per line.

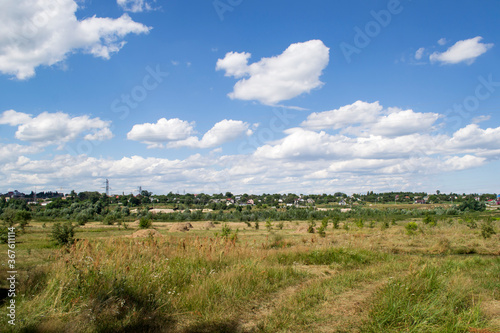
xmin=301 ymin=101 xmax=440 ymax=137
xmin=370 ymin=109 xmax=440 ymax=137
xmin=0 ymin=144 xmax=43 ymax=163
xmin=415 ymin=47 xmax=425 ymax=60
xmin=117 ymin=0 xmax=155 ymax=12
xmin=126 ymin=118 xmax=196 ymax=147
xmin=0 ymin=110 xmax=113 ymax=146
xmin=127 ymin=118 xmax=254 ymax=149
xmin=216 ymin=40 xmax=330 ymax=105
xmin=0 ymin=0 xmax=151 ymax=79
xmin=447 ymin=124 xmax=500 ymax=150
xmin=430 ymin=36 xmax=493 ymax=65
xmin=0 ymin=110 xmax=33 ymax=126
xmin=171 ymin=119 xmax=254 ymax=149
xmin=301 ymin=101 xmax=382 ymax=130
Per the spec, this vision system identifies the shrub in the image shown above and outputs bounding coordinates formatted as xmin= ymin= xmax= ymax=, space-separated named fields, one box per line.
xmin=463 ymin=217 xmax=477 ymax=229
xmin=332 ymin=216 xmax=340 ymax=229
xmin=265 ymin=218 xmax=273 ymax=232
xmin=75 ymin=212 xmax=90 ymax=225
xmin=481 ymin=219 xmax=496 ymax=239
xmin=254 ymin=221 xmax=259 ymax=230
xmin=381 ymin=220 xmax=390 ymax=230
xmin=139 ymin=217 xmax=152 ymax=229
xmin=405 ymin=222 xmax=418 ymax=235
xmin=307 ymin=219 xmax=316 ymax=233
xmin=277 ymin=221 xmax=284 ymax=230
xmin=423 ymin=215 xmax=436 ymax=226
xmin=317 ymin=225 xmax=326 ymax=237
xmin=51 ymin=222 xmax=76 ymax=245
xmin=457 ymin=198 xmax=486 ymax=212
xmin=0 ymin=224 xmax=11 ymax=244
xmin=221 ymin=223 xmax=231 ymax=238
xmin=356 ymin=218 xmax=364 ymax=229
xmin=103 ymin=215 xmax=115 ymax=225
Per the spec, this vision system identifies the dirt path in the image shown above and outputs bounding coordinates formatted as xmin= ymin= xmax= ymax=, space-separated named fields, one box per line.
xmin=239 ymin=265 xmax=335 ymax=332
xmin=314 ymin=280 xmax=387 ymax=332
xmin=238 ymin=263 xmax=390 ymax=333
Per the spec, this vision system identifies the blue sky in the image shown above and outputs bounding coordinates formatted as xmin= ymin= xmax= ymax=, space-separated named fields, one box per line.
xmin=1 ymin=0 xmax=499 ymax=195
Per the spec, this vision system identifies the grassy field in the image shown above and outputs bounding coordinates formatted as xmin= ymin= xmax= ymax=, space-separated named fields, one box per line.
xmin=1 ymin=215 xmax=499 ymax=332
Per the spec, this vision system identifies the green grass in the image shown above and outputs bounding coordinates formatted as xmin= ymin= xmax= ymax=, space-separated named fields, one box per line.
xmin=1 ymin=216 xmax=499 ymax=332
xmin=363 ymin=258 xmax=500 ymax=333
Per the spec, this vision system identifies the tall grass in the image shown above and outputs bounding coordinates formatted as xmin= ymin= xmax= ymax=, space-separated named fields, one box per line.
xmin=10 ymin=236 xmax=306 ymax=332
xmin=363 ymin=261 xmax=496 ymax=332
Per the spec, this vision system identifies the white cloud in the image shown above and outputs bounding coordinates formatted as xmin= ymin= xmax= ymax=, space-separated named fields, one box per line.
xmin=0 ymin=110 xmax=113 ymax=146
xmin=183 ymin=119 xmax=254 ymax=149
xmin=438 ymin=38 xmax=447 ymax=46
xmin=415 ymin=47 xmax=425 ymax=60
xmin=430 ymin=36 xmax=493 ymax=65
xmin=370 ymin=109 xmax=440 ymax=137
xmin=471 ymin=115 xmax=491 ymax=124
xmin=126 ymin=118 xmax=196 ymax=147
xmin=0 ymin=0 xmax=151 ymax=79
xmin=443 ymin=155 xmax=486 ymax=170
xmin=117 ymin=0 xmax=155 ymax=12
xmin=0 ymin=110 xmax=33 ymax=126
xmin=0 ymin=144 xmax=43 ymax=163
xmin=447 ymin=124 xmax=500 ymax=150
xmin=216 ymin=40 xmax=330 ymax=105
xmin=301 ymin=101 xmax=440 ymax=137
xmin=301 ymin=101 xmax=382 ymax=130
xmin=127 ymin=118 xmax=253 ymax=149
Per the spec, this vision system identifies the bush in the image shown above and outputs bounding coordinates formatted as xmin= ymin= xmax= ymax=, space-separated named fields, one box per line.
xmin=254 ymin=221 xmax=259 ymax=230
xmin=51 ymin=222 xmax=76 ymax=245
xmin=221 ymin=223 xmax=231 ymax=238
xmin=405 ymin=222 xmax=418 ymax=235
xmin=457 ymin=198 xmax=486 ymax=212
xmin=15 ymin=210 xmax=31 ymax=231
xmin=463 ymin=217 xmax=477 ymax=229
xmin=103 ymin=215 xmax=115 ymax=225
xmin=423 ymin=215 xmax=436 ymax=226
xmin=277 ymin=221 xmax=284 ymax=230
xmin=75 ymin=212 xmax=90 ymax=225
xmin=307 ymin=219 xmax=316 ymax=233
xmin=481 ymin=219 xmax=496 ymax=239
xmin=139 ymin=217 xmax=152 ymax=229
xmin=332 ymin=216 xmax=340 ymax=229
xmin=265 ymin=218 xmax=273 ymax=232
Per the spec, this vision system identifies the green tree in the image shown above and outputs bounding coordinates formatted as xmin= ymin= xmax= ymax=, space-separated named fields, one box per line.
xmin=51 ymin=222 xmax=76 ymax=245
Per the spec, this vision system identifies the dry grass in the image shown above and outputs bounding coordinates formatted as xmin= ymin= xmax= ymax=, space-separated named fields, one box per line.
xmin=1 ymin=216 xmax=499 ymax=332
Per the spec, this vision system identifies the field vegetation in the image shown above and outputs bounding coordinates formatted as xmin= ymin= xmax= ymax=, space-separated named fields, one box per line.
xmin=0 ymin=193 xmax=499 ymax=332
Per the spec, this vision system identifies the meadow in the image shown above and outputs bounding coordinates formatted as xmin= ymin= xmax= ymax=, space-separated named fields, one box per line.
xmin=1 ymin=208 xmax=499 ymax=333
